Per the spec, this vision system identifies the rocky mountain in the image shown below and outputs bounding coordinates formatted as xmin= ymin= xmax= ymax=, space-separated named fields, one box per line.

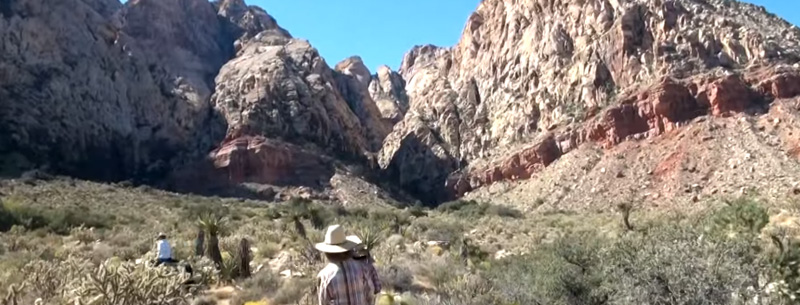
xmin=0 ymin=0 xmax=392 ymax=194
xmin=1 ymin=0 xmax=799 ymax=206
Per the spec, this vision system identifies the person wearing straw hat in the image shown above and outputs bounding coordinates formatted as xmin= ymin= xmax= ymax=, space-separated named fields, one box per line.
xmin=346 ymin=235 xmax=381 ymax=295
xmin=316 ymin=225 xmax=374 ymax=305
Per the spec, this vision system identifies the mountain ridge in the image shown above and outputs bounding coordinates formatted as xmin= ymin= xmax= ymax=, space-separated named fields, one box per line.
xmin=1 ymin=0 xmax=799 ymax=206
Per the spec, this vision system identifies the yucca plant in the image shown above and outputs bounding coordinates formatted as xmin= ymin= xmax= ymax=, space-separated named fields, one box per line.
xmin=218 ymin=252 xmax=238 ymax=284
xmin=197 ymin=213 xmax=227 ymax=269
xmin=616 ymin=202 xmax=635 ymax=232
xmin=291 ymin=214 xmax=307 ymax=241
xmin=237 ymin=238 xmax=252 ymax=278
xmin=194 ymin=228 xmax=205 ymax=257
xmin=355 ymin=224 xmax=387 ymax=255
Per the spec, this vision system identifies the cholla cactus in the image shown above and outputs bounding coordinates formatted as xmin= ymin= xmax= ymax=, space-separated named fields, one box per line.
xmin=13 ymin=256 xmax=207 ymax=305
xmin=68 ymin=259 xmax=197 ymax=305
xmin=2 ymin=283 xmax=26 ymax=305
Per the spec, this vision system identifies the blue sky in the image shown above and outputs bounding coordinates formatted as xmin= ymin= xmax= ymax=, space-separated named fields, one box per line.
xmin=256 ymin=0 xmax=798 ymax=73
xmin=253 ymin=0 xmax=481 ymax=72
xmin=122 ymin=1 xmax=799 ymax=73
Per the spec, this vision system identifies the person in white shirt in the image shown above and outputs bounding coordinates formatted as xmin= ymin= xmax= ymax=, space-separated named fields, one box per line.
xmin=154 ymin=232 xmax=176 ymax=266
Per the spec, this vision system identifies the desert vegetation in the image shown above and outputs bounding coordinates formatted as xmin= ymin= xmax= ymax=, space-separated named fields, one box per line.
xmin=2 ymin=178 xmax=800 ymax=305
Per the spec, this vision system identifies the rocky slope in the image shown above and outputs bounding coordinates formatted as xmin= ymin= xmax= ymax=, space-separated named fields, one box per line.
xmin=379 ymin=0 xmax=800 ymax=203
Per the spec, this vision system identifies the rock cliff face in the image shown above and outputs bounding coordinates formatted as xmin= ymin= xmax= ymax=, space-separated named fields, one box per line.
xmin=379 ymin=0 xmax=800 ymax=203
xmin=0 ymin=0 xmax=225 ymax=180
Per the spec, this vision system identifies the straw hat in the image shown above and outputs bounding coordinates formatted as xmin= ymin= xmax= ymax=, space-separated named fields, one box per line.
xmin=157 ymin=232 xmax=167 ymax=239
xmin=346 ymin=235 xmax=369 ymax=257
xmin=315 ymin=225 xmax=357 ymax=253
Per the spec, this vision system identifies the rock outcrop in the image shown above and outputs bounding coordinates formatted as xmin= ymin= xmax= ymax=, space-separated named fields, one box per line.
xmin=202 ymin=17 xmax=397 ymax=193
xmin=380 ymin=0 xmax=800 ymax=203
xmin=168 ymin=135 xmax=334 ymax=196
xmin=334 ymin=56 xmax=393 ymax=150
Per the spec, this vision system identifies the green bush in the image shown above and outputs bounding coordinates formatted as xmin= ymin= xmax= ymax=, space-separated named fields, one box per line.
xmin=0 ymin=201 xmax=20 ymax=232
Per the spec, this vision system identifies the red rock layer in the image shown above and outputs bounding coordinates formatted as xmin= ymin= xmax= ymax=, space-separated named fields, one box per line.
xmin=446 ymin=67 xmax=800 ymax=198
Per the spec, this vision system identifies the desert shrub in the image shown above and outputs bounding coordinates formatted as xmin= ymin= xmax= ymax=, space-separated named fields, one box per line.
xmin=484 ymin=204 xmax=523 ymax=219
xmin=379 ymin=264 xmax=415 ymax=292
xmin=270 ymin=277 xmax=314 ymax=305
xmin=437 ymin=200 xmax=480 ymax=215
xmin=480 ymin=232 xmax=610 ymax=305
xmin=432 ymin=215 xmax=768 ymax=305
xmin=410 ymin=218 xmax=463 ymax=243
xmin=181 ymin=201 xmax=232 ymax=221
xmin=436 ymin=273 xmax=499 ymax=305
xmin=607 ymin=224 xmax=761 ymax=305
xmin=708 ymin=197 xmax=770 ymax=237
xmin=0 ymin=199 xmax=112 ymax=234
xmin=763 ymin=230 xmax=800 ymax=304
xmin=407 ymin=203 xmax=428 ymax=218
xmin=111 ymin=235 xmax=152 ymax=261
xmin=436 ymin=200 xmax=522 ymax=219
xmin=254 ymin=241 xmax=280 ymax=260
xmin=415 ymin=256 xmax=464 ymax=289
xmin=70 ymin=225 xmax=98 ymax=245
xmin=231 ymin=270 xmax=281 ymax=305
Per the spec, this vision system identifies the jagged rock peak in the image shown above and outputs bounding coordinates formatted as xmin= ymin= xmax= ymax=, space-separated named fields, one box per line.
xmin=214 ymin=0 xmax=291 ymax=44
xmin=335 ymin=56 xmax=372 ymax=88
xmin=369 ymin=65 xmax=410 ymax=124
xmin=399 ymin=44 xmax=452 ymax=79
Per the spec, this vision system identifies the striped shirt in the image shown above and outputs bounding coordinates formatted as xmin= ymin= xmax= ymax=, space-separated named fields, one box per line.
xmin=317 ymin=260 xmax=374 ymax=305
xmin=355 ymin=257 xmax=381 ymax=294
